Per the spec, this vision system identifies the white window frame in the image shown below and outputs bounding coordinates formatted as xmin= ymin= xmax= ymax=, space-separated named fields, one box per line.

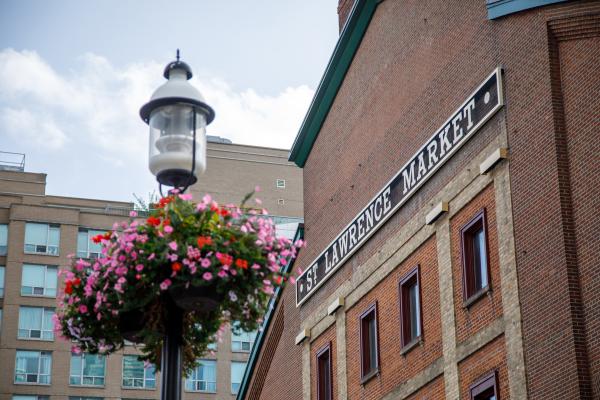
xmin=185 ymin=360 xmax=217 ymax=393
xmin=24 ymin=223 xmax=60 ymax=256
xmin=0 ymin=223 xmax=7 ymax=255
xmin=276 ymin=178 xmax=286 ymax=188
xmin=122 ymin=355 xmax=156 ymax=389
xmin=12 ymin=396 xmax=50 ymax=400
xmin=69 ymin=353 xmax=106 ymax=387
xmin=21 ymin=264 xmax=58 ymax=297
xmin=14 ymin=350 xmax=52 ymax=385
xmin=0 ymin=265 xmax=5 ymax=298
xmin=77 ymin=228 xmax=105 ymax=259
xmin=18 ymin=306 xmax=55 ymax=341
xmin=230 ymin=361 xmax=247 ymax=394
xmin=231 ymin=322 xmax=257 ymax=353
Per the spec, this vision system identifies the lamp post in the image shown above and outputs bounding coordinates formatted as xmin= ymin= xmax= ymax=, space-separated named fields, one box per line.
xmin=140 ymin=50 xmax=215 ymax=400
xmin=140 ymin=50 xmax=215 ymax=195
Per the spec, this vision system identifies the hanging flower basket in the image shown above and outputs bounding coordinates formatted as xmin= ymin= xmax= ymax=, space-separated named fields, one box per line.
xmin=54 ymin=192 xmax=302 ymax=375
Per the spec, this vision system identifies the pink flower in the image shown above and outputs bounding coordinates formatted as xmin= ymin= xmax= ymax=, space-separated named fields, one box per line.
xmin=255 ymin=185 xmax=261 ymax=192
xmin=129 ymin=210 xmax=138 ymax=217
xmin=251 ymin=263 xmax=261 ymax=270
xmin=201 ymin=258 xmax=211 ymax=268
xmin=202 ymin=272 xmax=213 ymax=281
xmin=202 ymin=194 xmax=212 ymax=204
xmin=168 ymin=241 xmax=178 ymax=251
xmin=167 ymin=253 xmax=178 ymax=262
xmin=135 ymin=264 xmax=144 ymax=272
xmin=148 ymin=253 xmax=155 ymax=260
xmin=218 ymin=270 xmax=228 ymax=278
xmin=79 ymin=305 xmax=88 ymax=314
xmin=179 ymin=193 xmax=193 ymax=201
xmin=164 ymin=225 xmax=173 ymax=234
xmin=160 ymin=279 xmax=172 ymax=291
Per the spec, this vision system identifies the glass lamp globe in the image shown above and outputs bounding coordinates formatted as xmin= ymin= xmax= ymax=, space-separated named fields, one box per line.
xmin=140 ymin=54 xmax=215 ymax=189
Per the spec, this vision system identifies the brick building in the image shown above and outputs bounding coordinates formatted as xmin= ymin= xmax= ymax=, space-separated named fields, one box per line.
xmin=0 ymin=139 xmax=303 ymax=400
xmin=238 ymin=1 xmax=600 ymax=399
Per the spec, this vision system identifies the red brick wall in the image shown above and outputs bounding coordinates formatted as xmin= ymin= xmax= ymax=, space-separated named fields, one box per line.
xmin=405 ymin=375 xmax=445 ymax=400
xmin=450 ymin=184 xmax=503 ymax=344
xmin=555 ymin=32 xmax=600 ymax=398
xmin=345 ymin=237 xmax=442 ymax=400
xmin=458 ymin=336 xmax=509 ymax=400
xmin=311 ymin=325 xmax=337 ymax=400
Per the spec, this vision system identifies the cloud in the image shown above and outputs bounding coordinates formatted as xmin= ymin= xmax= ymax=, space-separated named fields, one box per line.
xmin=0 ymin=107 xmax=67 ymax=149
xmin=0 ymin=48 xmax=314 ymax=200
xmin=0 ymin=48 xmax=314 ymax=156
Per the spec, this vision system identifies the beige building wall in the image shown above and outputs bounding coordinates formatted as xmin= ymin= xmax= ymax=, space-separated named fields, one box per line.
xmin=191 ymin=140 xmax=303 ymax=219
xmin=0 ymin=140 xmax=302 ymax=400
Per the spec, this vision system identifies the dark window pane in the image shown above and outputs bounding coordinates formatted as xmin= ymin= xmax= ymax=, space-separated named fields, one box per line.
xmin=317 ymin=348 xmax=331 ymax=400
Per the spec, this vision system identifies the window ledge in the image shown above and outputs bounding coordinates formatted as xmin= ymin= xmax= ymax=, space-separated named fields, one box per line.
xmin=400 ymin=337 xmax=422 ymax=356
xmin=14 ymin=382 xmax=51 ymax=386
xmin=17 ymin=337 xmax=54 ymax=342
xmin=360 ymin=368 xmax=379 ymax=385
xmin=24 ymin=251 xmax=60 ymax=257
xmin=69 ymin=384 xmax=105 ymax=388
xmin=20 ymin=294 xmax=57 ymax=299
xmin=463 ymin=287 xmax=491 ymax=308
xmin=122 ymin=386 xmax=156 ymax=390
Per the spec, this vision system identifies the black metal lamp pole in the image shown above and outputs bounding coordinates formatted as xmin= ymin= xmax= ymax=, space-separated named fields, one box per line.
xmin=140 ymin=51 xmax=215 ymax=400
xmin=160 ymin=297 xmax=184 ymax=400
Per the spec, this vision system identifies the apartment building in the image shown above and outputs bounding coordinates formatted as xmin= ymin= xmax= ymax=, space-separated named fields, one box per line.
xmin=0 ymin=139 xmax=304 ymax=400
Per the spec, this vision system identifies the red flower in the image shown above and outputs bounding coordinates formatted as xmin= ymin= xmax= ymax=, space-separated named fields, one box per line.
xmin=235 ymin=258 xmax=248 ymax=270
xmin=64 ymin=282 xmax=73 ymax=294
xmin=103 ymin=232 xmax=111 ymax=240
xmin=171 ymin=262 xmax=182 ymax=272
xmin=158 ymin=197 xmax=173 ymax=208
xmin=218 ymin=208 xmax=229 ymax=217
xmin=216 ymin=253 xmax=233 ymax=266
xmin=146 ymin=216 xmax=161 ymax=226
xmin=73 ymin=278 xmax=81 ymax=286
xmin=197 ymin=236 xmax=212 ymax=249
xmin=91 ymin=234 xmax=104 ymax=244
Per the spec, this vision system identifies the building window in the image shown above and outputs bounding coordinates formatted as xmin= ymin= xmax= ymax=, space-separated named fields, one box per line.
xmin=24 ymin=223 xmax=60 ymax=255
xmin=0 ymin=308 xmax=3 ymax=333
xmin=68 ymin=397 xmax=103 ymax=400
xmin=77 ymin=228 xmax=105 ymax=259
xmin=0 ymin=265 xmax=4 ymax=297
xmin=231 ymin=361 xmax=247 ymax=394
xmin=461 ymin=209 xmax=490 ymax=302
xmin=316 ymin=343 xmax=332 ymax=400
xmin=277 ymin=198 xmax=285 ymax=205
xmin=276 ymin=179 xmax=286 ymax=188
xmin=399 ymin=266 xmax=422 ymax=349
xmin=18 ymin=306 xmax=55 ymax=340
xmin=207 ymin=342 xmax=217 ymax=351
xmin=122 ymin=355 xmax=156 ymax=389
xmin=469 ymin=370 xmax=499 ymax=400
xmin=359 ymin=302 xmax=379 ymax=382
xmin=231 ymin=322 xmax=257 ymax=352
xmin=70 ymin=353 xmax=106 ymax=386
xmin=13 ymin=396 xmax=50 ymax=400
xmin=185 ymin=359 xmax=217 ymax=393
xmin=0 ymin=223 xmax=7 ymax=255
xmin=14 ymin=350 xmax=52 ymax=384
xmin=21 ymin=264 xmax=58 ymax=297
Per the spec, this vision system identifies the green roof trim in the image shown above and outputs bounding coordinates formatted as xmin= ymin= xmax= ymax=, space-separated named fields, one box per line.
xmin=288 ymin=0 xmax=382 ymax=167
xmin=236 ymin=224 xmax=304 ymax=400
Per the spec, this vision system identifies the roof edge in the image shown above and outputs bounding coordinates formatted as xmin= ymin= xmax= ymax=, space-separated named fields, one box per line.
xmin=236 ymin=223 xmax=304 ymax=400
xmin=288 ymin=0 xmax=381 ymax=168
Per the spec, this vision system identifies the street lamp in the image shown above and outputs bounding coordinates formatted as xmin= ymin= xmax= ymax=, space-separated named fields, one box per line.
xmin=140 ymin=50 xmax=215 ymax=194
xmin=139 ymin=51 xmax=215 ymax=400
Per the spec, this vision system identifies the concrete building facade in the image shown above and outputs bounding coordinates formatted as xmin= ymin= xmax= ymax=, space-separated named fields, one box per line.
xmin=239 ymin=1 xmax=600 ymax=400
xmin=0 ymin=139 xmax=303 ymax=400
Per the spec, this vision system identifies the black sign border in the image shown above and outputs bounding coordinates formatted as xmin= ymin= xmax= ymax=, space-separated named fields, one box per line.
xmin=296 ymin=67 xmax=504 ymax=307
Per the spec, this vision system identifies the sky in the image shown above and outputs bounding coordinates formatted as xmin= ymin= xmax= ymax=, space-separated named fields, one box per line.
xmin=0 ymin=0 xmax=340 ymax=202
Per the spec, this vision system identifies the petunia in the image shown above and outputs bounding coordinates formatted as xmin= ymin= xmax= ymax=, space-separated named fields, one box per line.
xmin=79 ymin=305 xmax=88 ymax=314
xmin=168 ymin=241 xmax=178 ymax=251
xmin=202 ymin=272 xmax=213 ymax=281
xmin=164 ymin=225 xmax=173 ymax=234
xmin=159 ymin=279 xmax=172 ymax=291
